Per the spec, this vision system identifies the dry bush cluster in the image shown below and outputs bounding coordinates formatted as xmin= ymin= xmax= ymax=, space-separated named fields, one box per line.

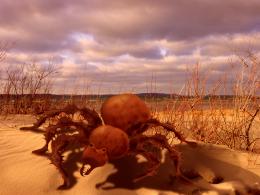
xmin=0 ymin=44 xmax=58 ymax=114
xmin=154 ymin=51 xmax=259 ymax=151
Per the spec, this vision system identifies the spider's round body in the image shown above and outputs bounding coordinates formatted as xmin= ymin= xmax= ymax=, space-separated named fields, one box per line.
xmin=101 ymin=94 xmax=151 ymax=131
xmin=80 ymin=125 xmax=130 ymax=176
xmin=88 ymin=125 xmax=129 ymax=159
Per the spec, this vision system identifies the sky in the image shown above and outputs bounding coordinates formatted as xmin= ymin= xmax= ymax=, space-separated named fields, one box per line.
xmin=0 ymin=0 xmax=260 ymax=94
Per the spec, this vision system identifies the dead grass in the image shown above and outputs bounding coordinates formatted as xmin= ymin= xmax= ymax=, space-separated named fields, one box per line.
xmin=151 ymin=50 xmax=259 ymax=151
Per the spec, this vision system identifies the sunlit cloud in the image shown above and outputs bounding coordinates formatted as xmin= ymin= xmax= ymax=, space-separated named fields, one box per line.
xmin=0 ymin=0 xmax=260 ymax=94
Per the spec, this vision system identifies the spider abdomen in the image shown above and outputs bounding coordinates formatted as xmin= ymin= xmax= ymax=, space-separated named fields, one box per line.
xmin=101 ymin=94 xmax=151 ymax=131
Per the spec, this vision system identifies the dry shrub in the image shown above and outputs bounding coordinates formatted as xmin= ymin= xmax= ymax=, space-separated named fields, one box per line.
xmin=155 ymin=51 xmax=259 ymax=151
xmin=1 ymin=60 xmax=58 ymax=114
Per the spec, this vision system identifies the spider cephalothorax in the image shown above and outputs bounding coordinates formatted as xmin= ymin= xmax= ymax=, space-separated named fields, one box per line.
xmin=21 ymin=94 xmax=196 ymax=189
xmin=80 ymin=125 xmax=129 ymax=176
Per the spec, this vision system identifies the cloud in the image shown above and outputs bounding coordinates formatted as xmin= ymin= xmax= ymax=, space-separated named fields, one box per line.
xmin=1 ymin=0 xmax=260 ymax=51
xmin=0 ymin=0 xmax=260 ymax=94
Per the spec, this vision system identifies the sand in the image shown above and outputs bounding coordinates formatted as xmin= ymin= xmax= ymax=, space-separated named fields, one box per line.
xmin=0 ymin=115 xmax=260 ymax=195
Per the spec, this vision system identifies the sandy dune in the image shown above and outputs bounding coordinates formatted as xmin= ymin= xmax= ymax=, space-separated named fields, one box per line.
xmin=1 ymin=115 xmax=260 ymax=195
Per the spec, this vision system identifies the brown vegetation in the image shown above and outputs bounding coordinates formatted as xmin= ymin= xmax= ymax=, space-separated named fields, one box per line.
xmin=155 ymin=51 xmax=259 ymax=151
xmin=0 ymin=60 xmax=58 ymax=114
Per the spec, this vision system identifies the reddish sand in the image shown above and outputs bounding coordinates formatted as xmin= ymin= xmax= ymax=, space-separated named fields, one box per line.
xmin=0 ymin=115 xmax=260 ymax=195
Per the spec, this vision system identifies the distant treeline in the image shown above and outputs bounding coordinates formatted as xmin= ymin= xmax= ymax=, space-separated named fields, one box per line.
xmin=0 ymin=93 xmax=256 ymax=101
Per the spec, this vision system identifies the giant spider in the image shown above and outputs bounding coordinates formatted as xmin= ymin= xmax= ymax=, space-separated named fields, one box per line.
xmin=21 ymin=94 xmax=196 ymax=189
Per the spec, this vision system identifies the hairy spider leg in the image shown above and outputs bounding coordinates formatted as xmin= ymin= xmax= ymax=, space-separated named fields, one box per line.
xmin=32 ymin=119 xmax=92 ymax=155
xmin=135 ymin=135 xmax=196 ymax=185
xmin=131 ymin=118 xmax=197 ymax=147
xmin=20 ymin=105 xmax=79 ymax=130
xmin=20 ymin=104 xmax=102 ymax=131
xmin=131 ymin=140 xmax=161 ymax=182
xmin=131 ymin=135 xmax=182 ymax=180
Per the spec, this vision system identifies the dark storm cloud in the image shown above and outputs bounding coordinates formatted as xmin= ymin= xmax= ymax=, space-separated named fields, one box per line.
xmin=0 ymin=0 xmax=260 ymax=93
xmin=129 ymin=47 xmax=163 ymax=59
xmin=1 ymin=0 xmax=260 ymax=52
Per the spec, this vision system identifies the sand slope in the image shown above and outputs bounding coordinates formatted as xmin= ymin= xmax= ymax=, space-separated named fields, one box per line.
xmin=0 ymin=115 xmax=260 ymax=195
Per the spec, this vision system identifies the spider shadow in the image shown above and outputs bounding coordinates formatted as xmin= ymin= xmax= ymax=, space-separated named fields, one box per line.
xmin=95 ymin=144 xmax=260 ymax=194
xmin=20 ymin=127 xmax=45 ymax=134
xmin=34 ymin=142 xmax=260 ymax=194
xmin=95 ymin=153 xmax=207 ymax=194
xmin=58 ymin=145 xmax=84 ymax=189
